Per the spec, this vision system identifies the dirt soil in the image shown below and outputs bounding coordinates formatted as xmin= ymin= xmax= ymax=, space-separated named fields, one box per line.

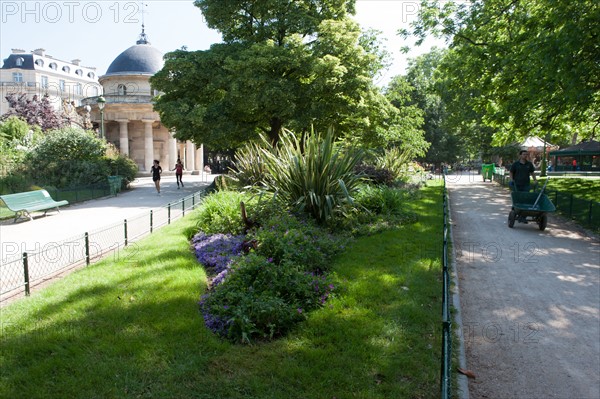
xmin=447 ymin=173 xmax=600 ymax=399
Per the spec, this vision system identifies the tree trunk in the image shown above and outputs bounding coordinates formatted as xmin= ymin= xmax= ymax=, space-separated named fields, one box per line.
xmin=269 ymin=117 xmax=282 ymax=147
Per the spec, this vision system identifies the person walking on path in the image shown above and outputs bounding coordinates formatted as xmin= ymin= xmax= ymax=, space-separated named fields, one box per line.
xmin=173 ymin=158 xmax=184 ymax=189
xmin=151 ymin=159 xmax=162 ymax=195
xmin=510 ymin=150 xmax=537 ymax=192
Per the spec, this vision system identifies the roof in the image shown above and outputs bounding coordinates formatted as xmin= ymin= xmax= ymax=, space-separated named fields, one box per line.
xmin=1 ymin=54 xmax=35 ymax=70
xmin=520 ymin=136 xmax=557 ymax=149
xmin=549 ymin=140 xmax=600 ymax=156
xmin=104 ymin=42 xmax=163 ymax=76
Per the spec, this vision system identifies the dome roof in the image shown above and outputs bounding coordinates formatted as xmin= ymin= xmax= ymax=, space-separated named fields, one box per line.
xmin=104 ymin=33 xmax=163 ymax=76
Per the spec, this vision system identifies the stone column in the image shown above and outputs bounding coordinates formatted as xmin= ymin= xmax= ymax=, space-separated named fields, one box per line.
xmin=168 ymin=132 xmax=177 ymax=169
xmin=116 ymin=119 xmax=129 ymax=156
xmin=185 ymin=140 xmax=195 ymax=171
xmin=143 ymin=119 xmax=154 ymax=172
xmin=195 ymin=144 xmax=204 ymax=171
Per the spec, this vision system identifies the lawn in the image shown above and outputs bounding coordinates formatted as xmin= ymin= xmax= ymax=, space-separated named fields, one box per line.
xmin=0 ymin=181 xmax=444 ymax=399
xmin=540 ymin=177 xmax=600 ymax=202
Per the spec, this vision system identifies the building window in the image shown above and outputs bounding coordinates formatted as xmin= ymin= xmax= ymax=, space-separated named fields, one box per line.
xmin=49 ymin=62 xmax=57 ymax=70
xmin=74 ymin=83 xmax=82 ymax=95
xmin=118 ymin=84 xmax=127 ymax=96
xmin=62 ymin=66 xmax=70 ymax=73
xmin=13 ymin=72 xmax=23 ymax=82
xmin=15 ymin=57 xmax=25 ymax=67
xmin=59 ymin=80 xmax=65 ymax=92
xmin=35 ymin=59 xmax=44 ymax=67
xmin=76 ymin=69 xmax=83 ymax=76
xmin=41 ymin=76 xmax=49 ymax=88
xmin=87 ymin=72 xmax=95 ymax=79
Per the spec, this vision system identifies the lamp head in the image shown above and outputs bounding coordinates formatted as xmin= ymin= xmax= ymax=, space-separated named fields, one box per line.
xmin=97 ymin=96 xmax=106 ymax=110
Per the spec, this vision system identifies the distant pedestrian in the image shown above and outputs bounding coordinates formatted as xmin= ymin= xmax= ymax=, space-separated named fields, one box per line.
xmin=173 ymin=158 xmax=184 ymax=189
xmin=151 ymin=159 xmax=162 ymax=195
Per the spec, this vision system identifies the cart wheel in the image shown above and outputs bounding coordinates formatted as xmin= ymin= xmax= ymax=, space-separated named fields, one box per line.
xmin=539 ymin=214 xmax=548 ymax=231
xmin=508 ymin=211 xmax=516 ymax=228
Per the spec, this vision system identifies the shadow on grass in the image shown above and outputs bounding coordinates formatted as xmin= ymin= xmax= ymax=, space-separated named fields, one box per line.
xmin=0 ymin=183 xmax=445 ymax=399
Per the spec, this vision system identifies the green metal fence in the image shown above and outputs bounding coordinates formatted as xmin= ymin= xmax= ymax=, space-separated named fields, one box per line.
xmin=441 ymin=176 xmax=452 ymax=398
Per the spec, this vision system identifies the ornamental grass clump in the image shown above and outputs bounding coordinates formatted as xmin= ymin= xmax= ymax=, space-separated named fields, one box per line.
xmin=259 ymin=128 xmax=364 ymax=223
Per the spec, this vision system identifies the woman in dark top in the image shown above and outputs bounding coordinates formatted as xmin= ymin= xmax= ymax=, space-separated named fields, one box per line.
xmin=151 ymin=159 xmax=162 ymax=195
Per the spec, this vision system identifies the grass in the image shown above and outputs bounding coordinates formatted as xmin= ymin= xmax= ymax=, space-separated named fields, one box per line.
xmin=0 ymin=181 xmax=444 ymax=399
xmin=540 ymin=177 xmax=600 ymax=202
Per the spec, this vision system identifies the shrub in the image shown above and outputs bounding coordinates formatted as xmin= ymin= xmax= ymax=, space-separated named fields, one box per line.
xmin=199 ymin=253 xmax=336 ymax=343
xmin=195 ymin=190 xmax=254 ymax=235
xmin=354 ymin=184 xmax=406 ymax=215
xmin=354 ymin=164 xmax=395 ymax=186
xmin=260 ymin=128 xmax=364 ymax=223
xmin=248 ymin=212 xmax=346 ymax=273
xmin=105 ymin=152 xmax=138 ymax=189
xmin=26 ymin=127 xmax=108 ymax=188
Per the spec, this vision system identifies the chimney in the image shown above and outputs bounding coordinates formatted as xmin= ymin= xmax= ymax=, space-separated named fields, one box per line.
xmin=72 ymin=59 xmax=81 ymax=66
xmin=33 ymin=48 xmax=46 ymax=56
xmin=11 ymin=49 xmax=26 ymax=54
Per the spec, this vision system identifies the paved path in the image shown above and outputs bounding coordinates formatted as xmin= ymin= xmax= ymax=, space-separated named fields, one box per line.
xmin=448 ymin=173 xmax=600 ymax=399
xmin=0 ymin=173 xmax=215 ymax=300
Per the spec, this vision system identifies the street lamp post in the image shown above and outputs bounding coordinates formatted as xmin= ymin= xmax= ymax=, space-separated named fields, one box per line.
xmin=97 ymin=96 xmax=106 ymax=139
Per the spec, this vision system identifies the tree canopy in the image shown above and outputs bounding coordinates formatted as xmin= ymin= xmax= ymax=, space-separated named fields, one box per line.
xmin=151 ymin=0 xmax=427 ymax=153
xmin=402 ymin=0 xmax=600 ymax=144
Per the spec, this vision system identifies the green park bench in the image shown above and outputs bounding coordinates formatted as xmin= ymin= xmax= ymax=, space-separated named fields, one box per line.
xmin=0 ymin=189 xmax=69 ymax=222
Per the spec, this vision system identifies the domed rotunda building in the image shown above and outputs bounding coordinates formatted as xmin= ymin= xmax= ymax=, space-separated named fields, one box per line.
xmin=83 ymin=29 xmax=202 ymax=173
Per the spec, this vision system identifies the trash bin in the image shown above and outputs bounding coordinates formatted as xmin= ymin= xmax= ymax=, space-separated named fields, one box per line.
xmin=481 ymin=164 xmax=495 ymax=182
xmin=107 ymin=176 xmax=123 ymax=196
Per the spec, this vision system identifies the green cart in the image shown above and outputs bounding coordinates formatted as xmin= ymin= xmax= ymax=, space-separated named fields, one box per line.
xmin=508 ymin=184 xmax=556 ymax=231
xmin=481 ymin=164 xmax=495 ymax=182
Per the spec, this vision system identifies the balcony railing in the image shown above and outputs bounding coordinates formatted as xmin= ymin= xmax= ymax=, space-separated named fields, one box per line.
xmin=81 ymin=94 xmax=155 ymax=106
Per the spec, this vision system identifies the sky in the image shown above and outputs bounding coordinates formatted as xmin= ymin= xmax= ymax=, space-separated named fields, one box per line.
xmin=0 ymin=0 xmax=445 ymax=86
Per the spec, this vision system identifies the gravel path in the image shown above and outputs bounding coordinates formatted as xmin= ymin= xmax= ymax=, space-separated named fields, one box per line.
xmin=447 ymin=173 xmax=600 ymax=399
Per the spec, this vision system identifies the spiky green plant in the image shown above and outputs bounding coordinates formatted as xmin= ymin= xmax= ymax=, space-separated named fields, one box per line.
xmin=375 ymin=146 xmax=413 ymax=181
xmin=259 ymin=128 xmax=364 ymax=223
xmin=231 ymin=140 xmax=273 ymax=187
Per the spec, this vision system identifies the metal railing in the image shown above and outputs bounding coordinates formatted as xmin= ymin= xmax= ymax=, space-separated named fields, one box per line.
xmin=441 ymin=175 xmax=452 ymax=398
xmin=1 ymin=189 xmax=208 ymax=298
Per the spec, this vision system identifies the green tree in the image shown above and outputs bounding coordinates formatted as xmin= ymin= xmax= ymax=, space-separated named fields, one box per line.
xmin=151 ymin=0 xmax=424 ymax=150
xmin=403 ymin=0 xmax=600 ymax=144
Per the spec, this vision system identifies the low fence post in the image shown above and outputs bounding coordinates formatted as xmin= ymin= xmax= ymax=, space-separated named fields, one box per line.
xmin=569 ymin=194 xmax=574 ymax=219
xmin=85 ymin=232 xmax=90 ymax=265
xmin=182 ymin=198 xmax=186 ymax=216
xmin=168 ymin=203 xmax=171 ymax=224
xmin=150 ymin=210 xmax=153 ymax=233
xmin=124 ymin=219 xmax=128 ymax=246
xmin=23 ymin=252 xmax=30 ymax=296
